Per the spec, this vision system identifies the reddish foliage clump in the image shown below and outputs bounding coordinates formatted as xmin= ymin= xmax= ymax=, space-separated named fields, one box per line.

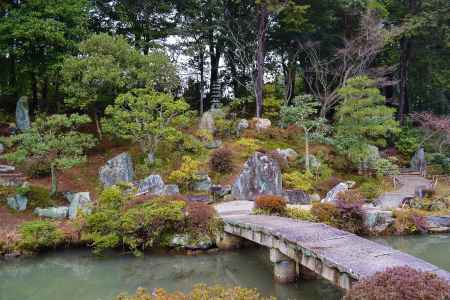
xmin=209 ymin=148 xmax=234 ymax=174
xmin=255 ymin=195 xmax=287 ymax=215
xmin=335 ymin=191 xmax=365 ymax=234
xmin=186 ymin=202 xmax=216 ymax=232
xmin=345 ymin=266 xmax=450 ymax=300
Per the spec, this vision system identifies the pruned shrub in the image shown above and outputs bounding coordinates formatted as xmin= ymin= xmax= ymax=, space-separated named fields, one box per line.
xmin=209 ymin=148 xmax=234 ymax=174
xmin=186 ymin=202 xmax=216 ymax=232
xmin=98 ymin=185 xmax=127 ymax=209
xmin=282 ymin=171 xmax=314 ymax=192
xmin=345 ymin=266 xmax=450 ymax=300
xmin=23 ymin=159 xmax=51 ymax=178
xmin=285 ymin=207 xmax=316 ymax=221
xmin=116 ymin=284 xmax=274 ymax=300
xmin=26 ymin=185 xmax=54 ymax=209
xmin=18 ymin=220 xmax=64 ymax=252
xmin=393 ymin=209 xmax=428 ymax=234
xmin=168 ymin=156 xmax=201 ymax=191
xmin=335 ymin=191 xmax=365 ymax=234
xmin=310 ymin=202 xmax=339 ymax=226
xmin=255 ymin=195 xmax=287 ymax=215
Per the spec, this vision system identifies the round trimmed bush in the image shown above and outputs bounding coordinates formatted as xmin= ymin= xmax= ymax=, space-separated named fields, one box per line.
xmin=255 ymin=195 xmax=287 ymax=215
xmin=345 ymin=266 xmax=450 ymax=300
xmin=209 ymin=147 xmax=234 ymax=174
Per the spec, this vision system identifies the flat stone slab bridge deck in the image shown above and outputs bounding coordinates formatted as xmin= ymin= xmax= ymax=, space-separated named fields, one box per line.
xmin=218 ymin=213 xmax=450 ymax=290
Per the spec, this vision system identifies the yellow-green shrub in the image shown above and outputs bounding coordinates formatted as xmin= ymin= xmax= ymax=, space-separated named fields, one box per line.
xmin=393 ymin=209 xmax=428 ymax=234
xmin=283 ymin=171 xmax=314 ymax=192
xmin=168 ymin=156 xmax=201 ymax=191
xmin=285 ymin=207 xmax=316 ymax=221
xmin=116 ymin=284 xmax=275 ymax=300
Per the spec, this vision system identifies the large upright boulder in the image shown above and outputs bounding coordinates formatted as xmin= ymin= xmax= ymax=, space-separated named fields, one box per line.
xmin=99 ymin=153 xmax=134 ymax=187
xmin=321 ymin=181 xmax=356 ymax=203
xmin=232 ymin=152 xmax=282 ymax=201
xmin=15 ymin=96 xmax=31 ymax=131
xmin=7 ymin=195 xmax=28 ymax=211
xmin=66 ymin=192 xmax=92 ymax=219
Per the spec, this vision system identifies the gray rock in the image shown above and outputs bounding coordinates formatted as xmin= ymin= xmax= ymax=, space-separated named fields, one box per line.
xmin=210 ymin=185 xmax=231 ymax=201
xmin=164 ymin=184 xmax=180 ymax=195
xmin=99 ymin=152 xmax=134 ymax=187
xmin=232 ymin=152 xmax=283 ymax=201
xmin=0 ymin=165 xmax=15 ymax=173
xmin=170 ymin=233 xmax=213 ymax=250
xmin=186 ymin=194 xmax=210 ymax=202
xmin=135 ymin=174 xmax=165 ymax=196
xmin=411 ymin=147 xmax=427 ymax=175
xmin=253 ymin=118 xmax=271 ymax=130
xmin=199 ymin=111 xmax=216 ymax=133
xmin=308 ymin=154 xmax=321 ymax=169
xmin=426 ymin=215 xmax=450 ymax=228
xmin=276 ymin=148 xmax=298 ymax=162
xmin=375 ymin=193 xmax=411 ymax=210
xmin=67 ymin=192 xmax=91 ymax=219
xmin=362 ymin=208 xmax=394 ymax=233
xmin=34 ymin=206 xmax=69 ymax=219
xmin=310 ymin=193 xmax=321 ymax=202
xmin=15 ymin=96 xmax=31 ymax=131
xmin=283 ymin=190 xmax=310 ymax=204
xmin=205 ymin=139 xmax=222 ymax=149
xmin=7 ymin=195 xmax=28 ymax=211
xmin=147 ymin=152 xmax=155 ymax=164
xmin=321 ymin=181 xmax=355 ymax=203
xmin=193 ymin=174 xmax=212 ymax=192
xmin=0 ymin=143 xmax=4 ymax=154
xmin=236 ymin=119 xmax=249 ymax=134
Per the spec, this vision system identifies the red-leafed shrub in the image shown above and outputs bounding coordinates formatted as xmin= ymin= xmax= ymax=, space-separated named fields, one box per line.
xmin=255 ymin=195 xmax=287 ymax=215
xmin=209 ymin=148 xmax=234 ymax=174
xmin=335 ymin=191 xmax=365 ymax=234
xmin=310 ymin=202 xmax=339 ymax=225
xmin=345 ymin=266 xmax=450 ymax=300
xmin=393 ymin=209 xmax=429 ymax=234
xmin=186 ymin=202 xmax=216 ymax=232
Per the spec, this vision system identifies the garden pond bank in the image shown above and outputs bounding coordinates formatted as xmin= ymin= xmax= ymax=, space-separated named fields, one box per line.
xmin=0 ymin=234 xmax=449 ymax=300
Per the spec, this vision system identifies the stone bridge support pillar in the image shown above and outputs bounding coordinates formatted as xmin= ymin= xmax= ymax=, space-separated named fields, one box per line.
xmin=270 ymin=248 xmax=298 ymax=284
xmin=216 ymin=232 xmax=243 ymax=250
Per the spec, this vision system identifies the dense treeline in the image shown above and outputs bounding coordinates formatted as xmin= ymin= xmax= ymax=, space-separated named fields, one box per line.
xmin=0 ymin=0 xmax=449 ymax=119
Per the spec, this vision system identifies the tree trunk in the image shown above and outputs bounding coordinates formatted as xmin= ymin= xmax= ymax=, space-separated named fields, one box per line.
xmin=304 ymin=134 xmax=310 ymax=171
xmin=255 ymin=4 xmax=269 ymax=118
xmin=94 ymin=109 xmax=103 ymax=140
xmin=399 ymin=37 xmax=411 ymax=125
xmin=50 ymin=164 xmax=57 ymax=196
xmin=283 ymin=52 xmax=297 ymax=105
xmin=199 ymin=49 xmax=205 ymax=115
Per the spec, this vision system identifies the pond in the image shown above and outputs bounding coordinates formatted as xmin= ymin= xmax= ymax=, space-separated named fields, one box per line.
xmin=0 ymin=234 xmax=449 ymax=300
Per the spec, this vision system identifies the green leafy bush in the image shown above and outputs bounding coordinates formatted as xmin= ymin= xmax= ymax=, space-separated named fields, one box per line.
xmin=168 ymin=156 xmax=201 ymax=191
xmin=254 ymin=195 xmax=287 ymax=215
xmin=374 ymin=159 xmax=400 ymax=177
xmin=345 ymin=266 xmax=450 ymax=300
xmin=116 ymin=284 xmax=275 ymax=300
xmin=81 ymin=209 xmax=122 ymax=254
xmin=98 ymin=185 xmax=128 ymax=209
xmin=26 ymin=186 xmax=54 ymax=209
xmin=18 ymin=221 xmax=64 ymax=252
xmin=359 ymin=180 xmax=383 ymax=200
xmin=395 ymin=128 xmax=421 ymax=157
xmin=23 ymin=159 xmax=51 ymax=178
xmin=282 ymin=171 xmax=314 ymax=192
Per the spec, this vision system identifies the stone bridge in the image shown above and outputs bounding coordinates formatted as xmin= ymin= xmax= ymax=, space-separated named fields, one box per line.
xmin=215 ymin=204 xmax=450 ymax=290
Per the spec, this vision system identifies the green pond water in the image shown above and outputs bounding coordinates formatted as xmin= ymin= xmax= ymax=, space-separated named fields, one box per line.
xmin=0 ymin=234 xmax=448 ymax=300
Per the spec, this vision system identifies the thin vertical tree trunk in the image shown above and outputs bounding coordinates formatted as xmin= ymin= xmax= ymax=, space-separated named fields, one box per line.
xmin=305 ymin=134 xmax=310 ymax=171
xmin=255 ymin=4 xmax=269 ymax=118
xmin=94 ymin=109 xmax=103 ymax=140
xmin=199 ymin=49 xmax=205 ymax=115
xmin=399 ymin=37 xmax=411 ymax=125
xmin=50 ymin=164 xmax=57 ymax=196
